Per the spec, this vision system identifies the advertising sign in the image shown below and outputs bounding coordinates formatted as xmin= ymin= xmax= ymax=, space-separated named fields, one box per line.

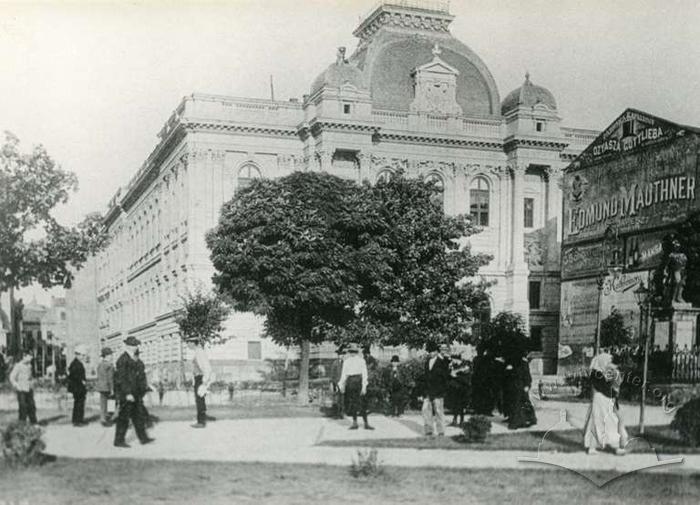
xmin=623 ymin=229 xmax=669 ymax=271
xmin=563 ymin=110 xmax=700 ymax=246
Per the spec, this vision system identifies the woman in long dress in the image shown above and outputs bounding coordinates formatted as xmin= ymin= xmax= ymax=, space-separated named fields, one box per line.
xmin=583 ymin=352 xmax=628 ymax=455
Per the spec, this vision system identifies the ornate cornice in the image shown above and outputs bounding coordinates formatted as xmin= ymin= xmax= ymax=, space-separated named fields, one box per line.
xmin=503 ymin=136 xmax=570 ymax=153
xmin=377 ymin=131 xmax=503 ymax=151
xmin=308 ymin=119 xmax=378 ymax=136
xmin=353 ymin=3 xmax=454 ymax=45
xmin=185 ymin=121 xmax=297 ymax=138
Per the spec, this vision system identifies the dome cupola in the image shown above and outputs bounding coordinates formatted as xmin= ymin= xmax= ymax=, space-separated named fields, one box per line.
xmin=501 ymin=72 xmax=557 ymax=115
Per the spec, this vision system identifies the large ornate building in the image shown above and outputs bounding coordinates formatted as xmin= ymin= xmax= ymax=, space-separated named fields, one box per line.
xmin=82 ymin=1 xmax=597 ymax=377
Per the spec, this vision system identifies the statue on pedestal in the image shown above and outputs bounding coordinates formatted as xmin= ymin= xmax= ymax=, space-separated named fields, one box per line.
xmin=665 ymin=239 xmax=688 ymax=306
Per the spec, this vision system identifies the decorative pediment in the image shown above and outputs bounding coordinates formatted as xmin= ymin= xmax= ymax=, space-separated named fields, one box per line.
xmin=410 ymin=44 xmax=463 ymax=116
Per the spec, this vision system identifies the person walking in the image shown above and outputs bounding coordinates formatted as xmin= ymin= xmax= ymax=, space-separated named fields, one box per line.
xmin=583 ymin=352 xmax=628 ymax=455
xmin=385 ymin=355 xmax=407 ymax=417
xmin=422 ymin=342 xmax=450 ymax=437
xmin=447 ymin=353 xmax=471 ymax=427
xmin=67 ymin=345 xmax=88 ymax=426
xmin=329 ymin=346 xmax=346 ymax=419
xmin=188 ymin=338 xmax=213 ymax=428
xmin=9 ymin=350 xmax=37 ymax=424
xmin=96 ymin=347 xmax=114 ymax=426
xmin=113 ymin=336 xmax=154 ymax=448
xmin=339 ymin=343 xmax=373 ymax=430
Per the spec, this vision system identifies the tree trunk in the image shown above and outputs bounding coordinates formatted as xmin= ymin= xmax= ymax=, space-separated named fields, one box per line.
xmin=298 ymin=339 xmax=311 ymax=405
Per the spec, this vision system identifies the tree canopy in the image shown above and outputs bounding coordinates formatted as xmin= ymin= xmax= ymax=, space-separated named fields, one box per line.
xmin=600 ymin=309 xmax=633 ymax=349
xmin=0 ymin=132 xmax=108 ymax=292
xmin=478 ymin=311 xmax=531 ymax=362
xmin=206 ymin=170 xmax=492 ymax=399
xmin=176 ymin=289 xmax=231 ymax=345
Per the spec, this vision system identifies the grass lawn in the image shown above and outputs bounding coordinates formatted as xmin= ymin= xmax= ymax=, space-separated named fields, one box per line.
xmin=0 ymin=458 xmax=698 ymax=505
xmin=0 ymin=401 xmax=323 ymax=426
xmin=319 ymin=424 xmax=699 ymax=454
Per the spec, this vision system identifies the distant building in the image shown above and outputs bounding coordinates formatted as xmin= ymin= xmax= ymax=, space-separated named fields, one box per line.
xmin=75 ymin=1 xmax=597 ymax=377
xmin=65 ymin=257 xmax=101 ymax=377
xmin=560 ymin=109 xmax=700 ymax=372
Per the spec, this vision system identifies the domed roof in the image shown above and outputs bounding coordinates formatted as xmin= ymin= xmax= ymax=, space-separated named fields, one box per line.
xmin=356 ymin=36 xmax=500 ymax=116
xmin=501 ymin=73 xmax=557 ymax=115
xmin=310 ymin=47 xmax=366 ymax=95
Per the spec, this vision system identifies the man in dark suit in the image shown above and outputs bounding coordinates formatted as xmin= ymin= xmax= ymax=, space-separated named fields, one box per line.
xmin=422 ymin=342 xmax=451 ymax=436
xmin=113 ymin=336 xmax=154 ymax=448
xmin=67 ymin=345 xmax=88 ymax=426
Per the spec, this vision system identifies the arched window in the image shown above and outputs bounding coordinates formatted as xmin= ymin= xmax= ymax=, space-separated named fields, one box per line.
xmin=376 ymin=170 xmax=394 ymax=184
xmin=469 ymin=177 xmax=490 ymax=226
xmin=237 ymin=163 xmax=262 ymax=193
xmin=424 ymin=172 xmax=445 ymax=209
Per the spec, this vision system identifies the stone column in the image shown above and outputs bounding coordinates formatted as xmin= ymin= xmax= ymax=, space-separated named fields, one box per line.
xmin=510 ymin=164 xmax=530 ymax=327
xmin=317 ymin=149 xmax=332 ymax=172
xmin=357 ymin=152 xmax=370 ymax=183
xmin=511 ymin=164 xmax=527 ymax=270
xmin=546 ymin=166 xmax=563 ymax=243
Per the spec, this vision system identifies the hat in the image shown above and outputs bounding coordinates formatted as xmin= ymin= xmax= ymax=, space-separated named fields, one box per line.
xmin=426 ymin=342 xmax=439 ymax=352
xmin=74 ymin=344 xmax=87 ymax=355
xmin=346 ymin=343 xmax=360 ymax=353
xmin=124 ymin=336 xmax=141 ymax=347
xmin=390 ymin=355 xmax=400 ymax=363
xmin=100 ymin=347 xmax=113 ymax=357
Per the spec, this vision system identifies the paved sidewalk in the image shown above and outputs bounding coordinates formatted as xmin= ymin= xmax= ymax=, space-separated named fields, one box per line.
xmin=42 ymin=400 xmax=697 ymax=481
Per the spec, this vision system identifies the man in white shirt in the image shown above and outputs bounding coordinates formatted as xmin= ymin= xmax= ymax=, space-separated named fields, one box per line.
xmin=188 ymin=338 xmax=213 ymax=428
xmin=339 ymin=343 xmax=373 ymax=430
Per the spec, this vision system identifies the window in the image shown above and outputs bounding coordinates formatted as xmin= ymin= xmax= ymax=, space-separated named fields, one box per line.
xmin=376 ymin=170 xmax=394 ymax=184
xmin=528 ymin=280 xmax=541 ymax=310
xmin=535 ymin=121 xmax=544 ymax=132
xmin=470 ymin=299 xmax=491 ymax=341
xmin=622 ymin=120 xmax=635 ymax=137
xmin=469 ymin=177 xmax=490 ymax=226
xmin=529 ymin=326 xmax=543 ymax=351
xmin=524 ymin=197 xmax=535 ymax=228
xmin=343 ymin=103 xmax=351 ymax=114
xmin=237 ymin=164 xmax=262 ymax=193
xmin=424 ymin=173 xmax=444 ymax=209
xmin=247 ymin=341 xmax=262 ymax=360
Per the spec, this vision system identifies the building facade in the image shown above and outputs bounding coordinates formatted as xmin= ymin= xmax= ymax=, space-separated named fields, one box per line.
xmin=79 ymin=1 xmax=597 ymax=377
xmin=559 ymin=109 xmax=700 ymax=373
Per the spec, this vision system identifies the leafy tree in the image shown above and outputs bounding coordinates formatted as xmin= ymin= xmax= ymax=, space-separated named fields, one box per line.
xmin=176 ymin=289 xmax=231 ymax=345
xmin=206 ymin=172 xmax=384 ymax=403
xmin=330 ymin=172 xmax=492 ymax=350
xmin=0 ymin=131 xmax=108 ymax=292
xmin=479 ymin=311 xmax=530 ymax=361
xmin=600 ymin=309 xmax=633 ymax=349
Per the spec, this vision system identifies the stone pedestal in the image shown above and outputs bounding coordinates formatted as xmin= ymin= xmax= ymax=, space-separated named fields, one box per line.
xmin=653 ymin=304 xmax=700 ymax=350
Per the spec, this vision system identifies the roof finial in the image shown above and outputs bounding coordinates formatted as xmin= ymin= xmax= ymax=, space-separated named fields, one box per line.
xmin=336 ymin=47 xmax=347 ymax=65
xmin=432 ymin=43 xmax=442 ymax=57
xmin=525 ymin=71 xmax=531 ymax=83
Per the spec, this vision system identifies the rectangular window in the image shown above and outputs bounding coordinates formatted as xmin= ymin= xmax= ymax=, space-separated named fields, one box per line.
xmin=535 ymin=121 xmax=544 ymax=132
xmin=622 ymin=120 xmax=635 ymax=137
xmin=528 ymin=280 xmax=541 ymax=310
xmin=247 ymin=341 xmax=262 ymax=360
xmin=343 ymin=103 xmax=351 ymax=114
xmin=530 ymin=326 xmax=543 ymax=351
xmin=469 ymin=189 xmax=489 ymax=226
xmin=524 ymin=198 xmax=535 ymax=228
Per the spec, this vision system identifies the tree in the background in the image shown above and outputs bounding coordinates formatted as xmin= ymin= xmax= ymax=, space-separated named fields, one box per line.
xmin=176 ymin=289 xmax=231 ymax=345
xmin=0 ymin=132 xmax=108 ymax=356
xmin=334 ymin=172 xmax=492 ymax=350
xmin=600 ymin=309 xmax=633 ymax=349
xmin=479 ymin=311 xmax=530 ymax=361
xmin=0 ymin=131 xmax=108 ymax=292
xmin=206 ymin=172 xmax=385 ymax=404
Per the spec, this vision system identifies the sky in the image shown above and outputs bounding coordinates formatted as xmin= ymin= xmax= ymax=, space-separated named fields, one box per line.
xmin=1 ymin=0 xmax=699 ymax=302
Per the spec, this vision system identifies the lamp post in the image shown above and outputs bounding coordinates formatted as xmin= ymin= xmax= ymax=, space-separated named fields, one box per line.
xmin=634 ymin=282 xmax=652 ymax=435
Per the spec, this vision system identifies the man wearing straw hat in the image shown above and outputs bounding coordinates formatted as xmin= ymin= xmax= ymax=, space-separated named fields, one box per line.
xmin=338 ymin=343 xmax=373 ymax=430
xmin=67 ymin=344 xmax=88 ymax=426
xmin=96 ymin=347 xmax=115 ymax=426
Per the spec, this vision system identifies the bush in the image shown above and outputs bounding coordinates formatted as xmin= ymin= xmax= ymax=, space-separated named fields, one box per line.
xmin=1 ymin=421 xmax=47 ymax=467
xmin=462 ymin=415 xmax=492 ymax=442
xmin=670 ymin=397 xmax=700 ymax=447
xmin=349 ymin=448 xmax=383 ymax=478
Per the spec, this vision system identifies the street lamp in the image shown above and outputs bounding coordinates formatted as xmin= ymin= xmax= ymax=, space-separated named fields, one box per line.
xmin=633 ymin=281 xmax=652 ymax=435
